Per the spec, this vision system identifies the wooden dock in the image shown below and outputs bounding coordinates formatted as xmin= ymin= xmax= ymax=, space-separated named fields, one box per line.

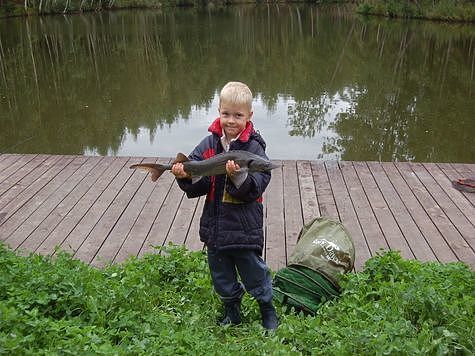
xmin=0 ymin=154 xmax=474 ymax=271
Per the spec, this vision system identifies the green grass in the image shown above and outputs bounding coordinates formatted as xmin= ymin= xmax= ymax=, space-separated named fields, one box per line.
xmin=357 ymin=0 xmax=475 ymax=22
xmin=0 ymin=243 xmax=474 ymax=354
xmin=1 ymin=0 xmax=474 ymax=21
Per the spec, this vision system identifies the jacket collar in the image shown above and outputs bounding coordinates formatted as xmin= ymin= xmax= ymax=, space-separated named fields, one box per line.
xmin=208 ymin=117 xmax=253 ymax=143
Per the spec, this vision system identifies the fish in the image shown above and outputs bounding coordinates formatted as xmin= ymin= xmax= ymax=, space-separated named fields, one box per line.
xmin=130 ymin=150 xmax=279 ymax=182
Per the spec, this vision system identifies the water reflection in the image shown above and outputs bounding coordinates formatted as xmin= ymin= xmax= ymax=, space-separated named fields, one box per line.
xmin=0 ymin=6 xmax=474 ymax=161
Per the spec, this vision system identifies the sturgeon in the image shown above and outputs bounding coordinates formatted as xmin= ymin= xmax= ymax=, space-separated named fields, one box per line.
xmin=130 ymin=150 xmax=279 ymax=182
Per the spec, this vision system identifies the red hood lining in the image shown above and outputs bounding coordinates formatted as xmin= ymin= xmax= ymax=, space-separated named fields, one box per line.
xmin=208 ymin=117 xmax=253 ymax=143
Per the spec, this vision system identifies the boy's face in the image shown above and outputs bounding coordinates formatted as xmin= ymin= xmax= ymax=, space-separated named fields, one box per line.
xmin=218 ymin=101 xmax=253 ymax=139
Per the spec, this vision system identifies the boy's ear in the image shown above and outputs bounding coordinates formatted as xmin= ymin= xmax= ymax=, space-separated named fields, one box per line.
xmin=248 ymin=111 xmax=254 ymax=120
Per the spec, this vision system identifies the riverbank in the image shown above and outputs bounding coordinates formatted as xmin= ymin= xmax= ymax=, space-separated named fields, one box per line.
xmin=1 ymin=0 xmax=474 ymax=22
xmin=357 ymin=0 xmax=475 ymax=22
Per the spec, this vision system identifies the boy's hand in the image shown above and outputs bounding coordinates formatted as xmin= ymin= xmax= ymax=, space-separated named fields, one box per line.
xmin=226 ymin=160 xmax=241 ymax=177
xmin=171 ymin=163 xmax=191 ymax=179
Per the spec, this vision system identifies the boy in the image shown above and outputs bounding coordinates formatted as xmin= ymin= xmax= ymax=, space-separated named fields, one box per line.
xmin=171 ymin=81 xmax=278 ymax=331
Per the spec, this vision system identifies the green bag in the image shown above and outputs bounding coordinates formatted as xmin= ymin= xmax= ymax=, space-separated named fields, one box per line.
xmin=273 ymin=217 xmax=355 ymax=314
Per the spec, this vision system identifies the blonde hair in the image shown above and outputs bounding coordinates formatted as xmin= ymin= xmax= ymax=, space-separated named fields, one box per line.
xmin=219 ymin=81 xmax=253 ymax=111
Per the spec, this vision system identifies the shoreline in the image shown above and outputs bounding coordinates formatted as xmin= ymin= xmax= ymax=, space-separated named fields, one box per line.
xmin=1 ymin=1 xmax=474 ymax=23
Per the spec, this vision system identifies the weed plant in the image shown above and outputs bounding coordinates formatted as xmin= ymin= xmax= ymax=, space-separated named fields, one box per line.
xmin=357 ymin=0 xmax=475 ymax=21
xmin=0 ymin=243 xmax=474 ymax=354
xmin=1 ymin=0 xmax=474 ymax=21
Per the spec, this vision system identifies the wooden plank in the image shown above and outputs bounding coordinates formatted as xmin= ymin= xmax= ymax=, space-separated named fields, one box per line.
xmin=0 ymin=154 xmax=36 ymax=184
xmin=450 ymin=163 xmax=475 ymax=178
xmin=438 ymin=163 xmax=475 ymax=207
xmin=0 ymin=154 xmax=21 ymax=181
xmin=73 ymin=157 xmax=145 ymax=264
xmin=325 ymin=161 xmax=371 ymax=271
xmin=164 ymin=184 xmax=200 ymax=248
xmin=283 ymin=160 xmax=304 ymax=260
xmin=113 ymin=167 xmax=175 ymax=263
xmin=264 ymin=160 xmax=286 ymax=271
xmin=447 ymin=163 xmax=475 ymax=206
xmin=19 ymin=156 xmax=107 ymax=253
xmin=36 ymin=157 xmax=127 ymax=256
xmin=0 ymin=156 xmax=75 ymax=239
xmin=394 ymin=163 xmax=475 ymax=268
xmin=297 ymin=160 xmax=320 ymax=225
xmin=9 ymin=156 xmax=102 ymax=252
xmin=2 ymin=154 xmax=474 ymax=270
xmin=91 ymin=158 xmax=167 ymax=267
xmin=2 ymin=156 xmax=86 ymax=242
xmin=311 ymin=161 xmax=339 ymax=220
xmin=44 ymin=157 xmax=131 ymax=256
xmin=426 ymin=164 xmax=475 ymax=221
xmin=463 ymin=163 xmax=475 ymax=174
xmin=0 ymin=156 xmax=58 ymax=225
xmin=137 ymin=177 xmax=185 ymax=257
xmin=367 ymin=162 xmax=437 ymax=262
xmin=339 ymin=162 xmax=390 ymax=252
xmin=381 ymin=162 xmax=457 ymax=264
xmin=184 ymin=196 xmax=206 ymax=252
xmin=411 ymin=163 xmax=475 ymax=251
xmin=0 ymin=154 xmax=49 ymax=198
xmin=353 ymin=162 xmax=414 ymax=259
xmin=0 ymin=155 xmax=64 ymax=211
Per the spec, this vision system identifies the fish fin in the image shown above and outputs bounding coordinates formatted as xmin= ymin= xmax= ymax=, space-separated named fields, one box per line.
xmin=191 ymin=176 xmax=203 ymax=184
xmin=130 ymin=163 xmax=165 ymax=182
xmin=229 ymin=169 xmax=248 ymax=189
xmin=174 ymin=153 xmax=189 ymax=164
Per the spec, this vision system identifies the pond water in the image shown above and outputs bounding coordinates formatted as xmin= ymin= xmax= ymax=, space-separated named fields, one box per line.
xmin=0 ymin=5 xmax=474 ymax=162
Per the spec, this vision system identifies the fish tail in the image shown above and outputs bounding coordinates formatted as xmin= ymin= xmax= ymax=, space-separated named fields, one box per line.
xmin=130 ymin=163 xmax=167 ymax=182
xmin=150 ymin=166 xmax=167 ymax=182
xmin=173 ymin=153 xmax=189 ymax=164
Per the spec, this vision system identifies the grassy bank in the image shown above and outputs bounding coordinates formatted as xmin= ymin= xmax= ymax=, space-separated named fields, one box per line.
xmin=357 ymin=0 xmax=475 ymax=21
xmin=1 ymin=243 xmax=474 ymax=354
xmin=1 ymin=0 xmax=174 ymax=17
xmin=1 ymin=0 xmax=475 ymax=21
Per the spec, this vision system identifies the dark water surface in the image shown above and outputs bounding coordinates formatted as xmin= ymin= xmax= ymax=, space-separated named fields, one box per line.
xmin=1 ymin=6 xmax=474 ymax=161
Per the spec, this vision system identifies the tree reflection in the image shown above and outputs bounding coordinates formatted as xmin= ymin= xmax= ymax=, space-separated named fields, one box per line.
xmin=287 ymin=95 xmax=331 ymax=138
xmin=0 ymin=5 xmax=473 ymax=162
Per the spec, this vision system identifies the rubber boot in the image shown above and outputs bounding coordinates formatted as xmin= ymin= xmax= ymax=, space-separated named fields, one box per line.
xmin=218 ymin=301 xmax=241 ymax=326
xmin=259 ymin=301 xmax=279 ymax=331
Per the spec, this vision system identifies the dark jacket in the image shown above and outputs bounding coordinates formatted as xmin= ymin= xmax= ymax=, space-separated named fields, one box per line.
xmin=176 ymin=118 xmax=271 ymax=253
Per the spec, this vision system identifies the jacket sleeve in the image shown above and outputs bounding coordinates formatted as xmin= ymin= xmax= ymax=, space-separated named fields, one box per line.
xmin=175 ymin=138 xmax=211 ymax=199
xmin=225 ymin=142 xmax=271 ymax=203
